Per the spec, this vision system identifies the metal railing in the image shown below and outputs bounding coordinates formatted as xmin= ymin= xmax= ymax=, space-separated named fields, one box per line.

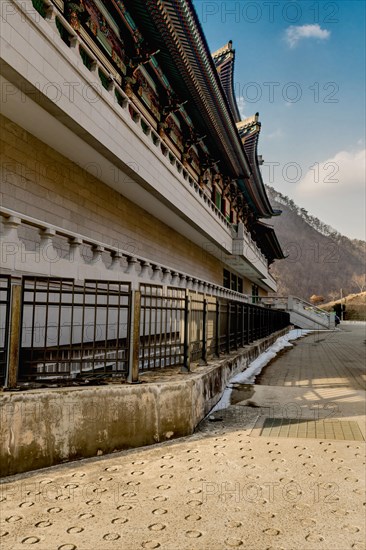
xmin=19 ymin=277 xmax=131 ymax=381
xmin=139 ymin=285 xmax=185 ymax=370
xmin=1 ymin=276 xmax=290 ymax=387
xmin=0 ymin=276 xmax=11 ymax=385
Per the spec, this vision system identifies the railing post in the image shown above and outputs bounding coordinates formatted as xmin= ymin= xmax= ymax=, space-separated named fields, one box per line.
xmin=234 ymin=303 xmax=239 ymax=350
xmin=248 ymin=305 xmax=253 ymax=343
xmin=201 ymin=298 xmax=208 ymax=364
xmin=226 ymin=301 xmax=231 ymax=354
xmin=240 ymin=303 xmax=244 ymax=346
xmin=127 ymin=289 xmax=141 ymax=383
xmin=182 ymin=293 xmax=191 ymax=373
xmin=6 ymin=282 xmax=22 ymax=389
xmin=215 ymin=298 xmax=220 ymax=357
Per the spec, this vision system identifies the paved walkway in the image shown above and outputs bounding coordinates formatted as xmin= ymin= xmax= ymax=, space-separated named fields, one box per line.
xmin=1 ymin=325 xmax=365 ymax=550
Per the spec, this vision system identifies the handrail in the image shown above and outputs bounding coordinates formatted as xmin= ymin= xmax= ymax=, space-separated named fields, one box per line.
xmin=261 ymin=295 xmax=330 ymax=312
xmin=258 ymin=295 xmax=334 ymax=329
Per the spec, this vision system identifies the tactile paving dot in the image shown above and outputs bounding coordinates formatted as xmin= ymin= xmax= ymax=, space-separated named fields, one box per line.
xmin=21 ymin=537 xmax=41 ymax=545
xmin=185 ymin=514 xmax=201 ymax=521
xmin=226 ymin=521 xmax=243 ymax=528
xmin=67 ymin=526 xmax=84 ymax=534
xmin=141 ymin=541 xmax=160 ymax=548
xmin=78 ymin=513 xmax=94 ymax=520
xmin=331 ymin=509 xmax=350 ymax=517
xmin=225 ymin=539 xmax=243 ymax=547
xmin=185 ymin=530 xmax=202 ymax=538
xmin=116 ymin=504 xmax=133 ymax=511
xmin=20 ymin=502 xmax=35 ymax=508
xmin=6 ymin=515 xmax=23 ymax=523
xmin=152 ymin=508 xmax=168 ymax=515
xmin=263 ymin=528 xmax=280 ymax=536
xmin=93 ymin=487 xmax=107 ymax=494
xmin=47 ymin=507 xmax=62 ymax=514
xmin=148 ymin=523 xmax=166 ymax=531
xmin=153 ymin=496 xmax=168 ymax=502
xmin=300 ymin=518 xmax=316 ymax=527
xmin=305 ymin=533 xmax=324 ymax=542
xmin=121 ymin=491 xmax=137 ymax=498
xmin=103 ymin=533 xmax=120 ymax=541
xmin=187 ymin=500 xmax=202 ymax=507
xmin=111 ymin=517 xmax=128 ymax=525
xmin=343 ymin=525 xmax=360 ymax=533
xmin=58 ymin=546 xmax=76 ymax=550
xmin=35 ymin=521 xmax=52 ymax=528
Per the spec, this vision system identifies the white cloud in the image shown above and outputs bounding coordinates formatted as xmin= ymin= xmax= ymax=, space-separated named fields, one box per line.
xmin=297 ymin=149 xmax=365 ymax=196
xmin=285 ymin=24 xmax=331 ymax=48
xmin=295 ymin=149 xmax=366 ymax=239
xmin=264 ymin=128 xmax=284 ymax=140
xmin=236 ymin=96 xmax=246 ymax=119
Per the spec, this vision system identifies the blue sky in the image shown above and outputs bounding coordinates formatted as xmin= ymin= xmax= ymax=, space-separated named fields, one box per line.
xmin=193 ymin=0 xmax=365 ymax=240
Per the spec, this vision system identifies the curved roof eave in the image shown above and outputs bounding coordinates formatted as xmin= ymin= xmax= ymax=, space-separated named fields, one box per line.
xmin=254 ymin=221 xmax=286 ymax=260
xmin=237 ymin=116 xmax=277 ymax=218
xmin=212 ymin=41 xmax=241 ymax=123
xmin=124 ymin=0 xmax=252 ymax=179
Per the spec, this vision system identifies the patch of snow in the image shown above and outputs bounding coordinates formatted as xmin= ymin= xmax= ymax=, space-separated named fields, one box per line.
xmin=210 ymin=329 xmax=310 ymax=413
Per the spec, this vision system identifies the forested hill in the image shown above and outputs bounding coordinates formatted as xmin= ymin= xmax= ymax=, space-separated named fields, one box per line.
xmin=266 ymin=186 xmax=365 ymax=301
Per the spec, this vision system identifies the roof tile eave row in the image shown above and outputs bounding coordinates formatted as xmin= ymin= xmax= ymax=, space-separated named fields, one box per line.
xmin=145 ymin=0 xmax=252 ymax=179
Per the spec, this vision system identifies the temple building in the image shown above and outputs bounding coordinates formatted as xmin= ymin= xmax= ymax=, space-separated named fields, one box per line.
xmin=0 ymin=0 xmax=288 ymax=385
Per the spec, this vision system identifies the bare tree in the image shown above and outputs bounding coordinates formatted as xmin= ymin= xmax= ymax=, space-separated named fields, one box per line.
xmin=328 ymin=290 xmax=339 ymax=302
xmin=352 ymin=273 xmax=366 ymax=293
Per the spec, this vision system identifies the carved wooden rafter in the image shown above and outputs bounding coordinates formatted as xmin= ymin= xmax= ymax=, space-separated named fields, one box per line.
xmin=64 ymin=0 xmax=88 ymax=30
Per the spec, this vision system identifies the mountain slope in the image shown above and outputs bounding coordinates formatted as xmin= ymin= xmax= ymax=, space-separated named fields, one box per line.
xmin=266 ymin=186 xmax=365 ymax=301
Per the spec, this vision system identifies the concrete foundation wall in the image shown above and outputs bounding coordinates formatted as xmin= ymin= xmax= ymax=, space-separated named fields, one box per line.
xmin=0 ymin=328 xmax=288 ymax=477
